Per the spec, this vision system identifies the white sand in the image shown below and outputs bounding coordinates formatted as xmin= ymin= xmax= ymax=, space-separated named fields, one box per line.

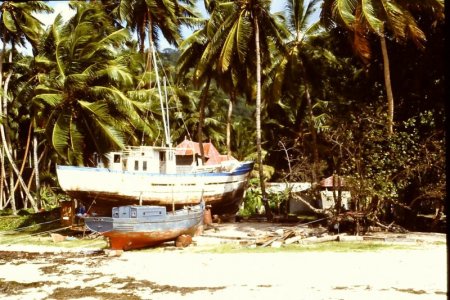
xmin=0 ymin=245 xmax=446 ymax=299
xmin=0 ymin=223 xmax=447 ymax=299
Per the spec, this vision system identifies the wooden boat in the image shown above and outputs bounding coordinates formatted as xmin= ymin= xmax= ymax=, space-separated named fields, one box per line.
xmin=83 ymin=201 xmax=204 ymax=250
xmin=56 ymin=142 xmax=253 ymax=216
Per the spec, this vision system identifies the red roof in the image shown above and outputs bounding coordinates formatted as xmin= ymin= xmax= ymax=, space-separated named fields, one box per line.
xmin=175 ymin=139 xmax=237 ymax=165
xmin=175 ymin=139 xmax=220 ymax=157
xmin=320 ymin=175 xmax=345 ymax=187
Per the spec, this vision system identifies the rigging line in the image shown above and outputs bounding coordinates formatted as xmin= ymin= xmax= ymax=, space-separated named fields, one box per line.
xmin=154 ymin=49 xmax=171 ymax=145
xmin=1 ymin=226 xmax=71 ymax=244
xmin=138 ymin=97 xmax=164 ymax=147
xmin=151 ymin=42 xmax=170 ymax=147
xmin=133 ymin=61 xmax=151 ymax=146
xmin=137 ymin=51 xmax=164 ymax=147
xmin=154 ymin=49 xmax=192 ymax=141
xmin=0 ymin=218 xmax=62 ymax=234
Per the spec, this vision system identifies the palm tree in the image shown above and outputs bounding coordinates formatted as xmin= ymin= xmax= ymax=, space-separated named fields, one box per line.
xmin=270 ymin=0 xmax=320 ymax=180
xmin=178 ymin=2 xmax=245 ymax=160
xmin=207 ymin=0 xmax=287 ymax=218
xmin=321 ymin=0 xmax=444 ymax=135
xmin=116 ymin=0 xmax=199 ymax=73
xmin=177 ymin=11 xmax=214 ymax=162
xmin=268 ymin=0 xmax=340 ymax=189
xmin=33 ymin=2 xmax=144 ymax=165
xmin=0 ymin=1 xmax=53 ymax=212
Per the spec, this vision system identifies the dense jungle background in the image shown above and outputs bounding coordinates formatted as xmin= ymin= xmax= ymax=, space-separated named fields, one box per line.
xmin=0 ymin=0 xmax=445 ymax=232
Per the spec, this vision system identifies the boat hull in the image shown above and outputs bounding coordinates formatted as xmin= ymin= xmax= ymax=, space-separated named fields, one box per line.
xmin=84 ymin=205 xmax=203 ymax=250
xmin=57 ymin=162 xmax=253 ymax=216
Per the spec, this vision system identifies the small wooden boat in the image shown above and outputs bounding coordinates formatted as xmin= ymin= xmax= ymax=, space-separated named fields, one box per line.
xmin=84 ymin=201 xmax=204 ymax=250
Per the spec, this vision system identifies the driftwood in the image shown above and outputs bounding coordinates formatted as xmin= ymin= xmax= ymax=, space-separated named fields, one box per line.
xmin=299 ymin=235 xmax=337 ymax=244
xmin=260 ymin=237 xmax=279 ymax=247
xmin=284 ymin=235 xmax=304 ymax=245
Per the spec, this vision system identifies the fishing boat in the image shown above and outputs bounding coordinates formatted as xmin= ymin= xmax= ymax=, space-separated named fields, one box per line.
xmin=56 ymin=143 xmax=253 ymax=216
xmin=84 ymin=201 xmax=204 ymax=250
xmin=56 ymin=43 xmax=253 ymax=217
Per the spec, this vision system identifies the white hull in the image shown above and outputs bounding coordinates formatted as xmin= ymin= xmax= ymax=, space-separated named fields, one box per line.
xmin=56 ymin=161 xmax=253 ymax=215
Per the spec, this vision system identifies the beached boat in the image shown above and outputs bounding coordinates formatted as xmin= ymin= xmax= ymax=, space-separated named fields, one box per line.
xmin=56 ymin=143 xmax=253 ymax=216
xmin=84 ymin=201 xmax=204 ymax=250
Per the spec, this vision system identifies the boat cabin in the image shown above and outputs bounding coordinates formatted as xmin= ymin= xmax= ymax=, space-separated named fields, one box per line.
xmin=112 ymin=205 xmax=166 ymax=219
xmin=101 ymin=146 xmax=178 ymax=174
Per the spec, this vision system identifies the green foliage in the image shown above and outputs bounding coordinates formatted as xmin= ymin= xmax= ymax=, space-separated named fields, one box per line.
xmin=324 ymin=104 xmax=445 ymax=221
xmin=0 ymin=207 xmax=60 ymax=232
xmin=32 ymin=2 xmax=143 ymax=164
xmin=0 ymin=0 xmax=445 ymax=234
xmin=239 ymin=176 xmax=289 ymax=217
xmin=239 ymin=178 xmax=263 ymax=217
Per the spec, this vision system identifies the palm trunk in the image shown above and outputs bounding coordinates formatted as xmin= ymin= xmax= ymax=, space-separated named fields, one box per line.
xmin=380 ymin=36 xmax=394 ymax=135
xmin=0 ymin=50 xmax=38 ymax=212
xmin=146 ymin=12 xmax=154 ymax=74
xmin=33 ymin=134 xmax=41 ymax=209
xmin=9 ymin=169 xmax=16 ymax=215
xmin=333 ymin=173 xmax=342 ymax=214
xmin=27 ymin=146 xmax=47 ymax=190
xmin=0 ymin=125 xmax=38 ymax=212
xmin=0 ymin=147 xmax=4 ymax=208
xmin=255 ymin=17 xmax=272 ymax=220
xmin=226 ymin=91 xmax=235 ymax=156
xmin=198 ymin=77 xmax=211 ymax=164
xmin=13 ymin=122 xmax=32 ymax=197
xmin=305 ymin=84 xmax=319 ymax=183
xmin=0 ymin=44 xmax=3 ymax=209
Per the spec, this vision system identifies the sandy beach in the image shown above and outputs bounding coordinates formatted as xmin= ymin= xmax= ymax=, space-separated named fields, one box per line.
xmin=0 ymin=223 xmax=447 ymax=300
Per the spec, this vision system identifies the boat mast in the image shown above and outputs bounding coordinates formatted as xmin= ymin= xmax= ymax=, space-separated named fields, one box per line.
xmin=151 ymin=42 xmax=171 ymax=147
xmin=163 ymin=77 xmax=171 ymax=146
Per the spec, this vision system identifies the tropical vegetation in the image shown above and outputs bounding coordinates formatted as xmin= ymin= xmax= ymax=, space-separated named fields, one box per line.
xmin=0 ymin=0 xmax=445 ymax=232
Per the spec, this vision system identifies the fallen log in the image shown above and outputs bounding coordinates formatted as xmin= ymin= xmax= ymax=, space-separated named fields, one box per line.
xmin=260 ymin=237 xmax=280 ymax=247
xmin=337 ymin=234 xmax=363 ymax=242
xmin=299 ymin=235 xmax=337 ymax=244
xmin=284 ymin=235 xmax=304 ymax=245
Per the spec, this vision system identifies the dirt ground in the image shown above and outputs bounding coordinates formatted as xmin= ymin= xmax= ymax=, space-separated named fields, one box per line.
xmin=0 ymin=222 xmax=447 ymax=300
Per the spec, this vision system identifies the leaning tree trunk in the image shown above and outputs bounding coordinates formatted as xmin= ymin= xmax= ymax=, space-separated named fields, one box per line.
xmin=290 ymin=194 xmax=333 ymax=218
xmin=0 ymin=125 xmax=38 ymax=212
xmin=380 ymin=36 xmax=394 ymax=136
xmin=254 ymin=17 xmax=272 ymax=220
xmin=13 ymin=122 xmax=32 ymax=202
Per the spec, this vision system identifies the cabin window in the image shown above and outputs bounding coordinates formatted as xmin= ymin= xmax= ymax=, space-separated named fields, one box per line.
xmin=134 ymin=160 xmax=139 ymax=171
xmin=159 ymin=151 xmax=165 ymax=161
xmin=143 ymin=161 xmax=147 ymax=171
xmin=131 ymin=210 xmax=137 ymax=218
xmin=113 ymin=154 xmax=121 ymax=163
